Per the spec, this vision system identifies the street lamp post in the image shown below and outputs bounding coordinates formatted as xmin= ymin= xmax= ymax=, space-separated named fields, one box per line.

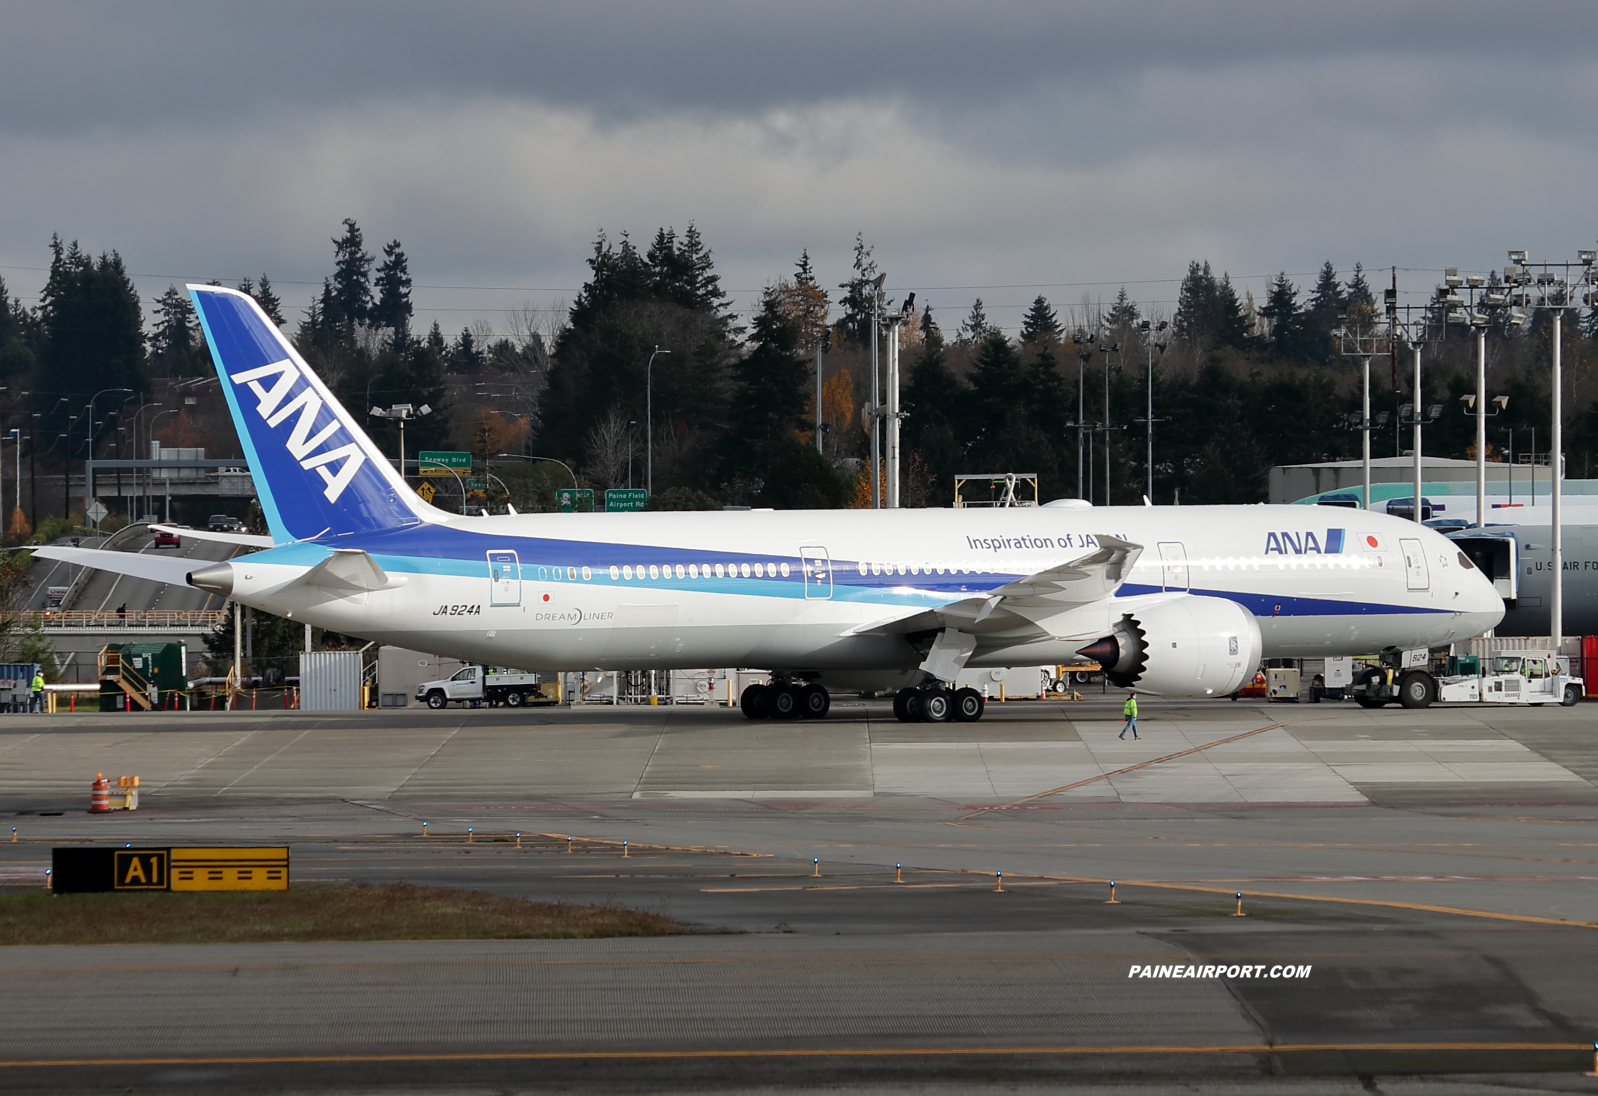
xmin=867 ymin=275 xmax=886 ymax=509
xmin=645 ymin=346 xmax=670 ymax=497
xmin=1098 ymin=342 xmax=1120 ymax=506
xmin=1074 ymin=332 xmax=1092 ymax=500
xmin=368 ymin=402 xmax=432 ymax=483
xmin=1138 ymin=321 xmax=1167 ymax=502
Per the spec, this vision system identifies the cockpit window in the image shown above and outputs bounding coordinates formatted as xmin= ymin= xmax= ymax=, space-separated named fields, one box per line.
xmin=1457 ymin=552 xmax=1475 ymax=571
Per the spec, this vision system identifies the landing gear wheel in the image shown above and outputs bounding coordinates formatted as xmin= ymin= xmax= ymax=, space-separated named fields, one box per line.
xmin=903 ymin=690 xmax=926 ymax=723
xmin=426 ymin=690 xmax=447 ymax=710
xmin=798 ymin=684 xmax=830 ymax=719
xmin=922 ymin=689 xmax=952 ymax=723
xmin=770 ymin=684 xmax=801 ymax=720
xmin=505 ymin=691 xmax=524 ymax=708
xmin=1397 ymin=670 xmax=1436 ymax=710
xmin=1563 ymin=684 xmax=1582 ymax=707
xmin=740 ymin=683 xmax=772 ymax=719
xmin=893 ymin=688 xmax=917 ymax=723
xmin=951 ymin=687 xmax=985 ymax=722
xmin=1353 ymin=669 xmax=1388 ymax=709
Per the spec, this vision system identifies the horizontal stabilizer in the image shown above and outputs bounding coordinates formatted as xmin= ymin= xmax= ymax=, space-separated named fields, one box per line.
xmin=151 ymin=524 xmax=274 ymax=549
xmin=31 ymin=546 xmax=204 ymax=588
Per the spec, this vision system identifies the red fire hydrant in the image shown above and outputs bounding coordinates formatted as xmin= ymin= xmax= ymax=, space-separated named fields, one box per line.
xmin=90 ymin=773 xmax=110 ymax=814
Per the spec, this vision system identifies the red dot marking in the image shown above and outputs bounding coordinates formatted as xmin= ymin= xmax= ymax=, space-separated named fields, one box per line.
xmin=542 ymin=594 xmax=550 ymax=602
xmin=1366 ymin=535 xmax=1378 ymax=548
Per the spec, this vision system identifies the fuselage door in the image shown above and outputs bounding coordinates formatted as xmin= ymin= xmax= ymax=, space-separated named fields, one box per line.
xmin=1158 ymin=542 xmax=1189 ymax=591
xmin=488 ymin=550 xmax=521 ymax=606
xmin=1399 ymin=537 xmax=1429 ymax=591
xmin=800 ymin=546 xmax=833 ymax=600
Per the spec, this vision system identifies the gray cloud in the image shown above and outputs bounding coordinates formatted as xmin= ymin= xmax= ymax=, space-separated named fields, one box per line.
xmin=3 ymin=2 xmax=1596 ymax=335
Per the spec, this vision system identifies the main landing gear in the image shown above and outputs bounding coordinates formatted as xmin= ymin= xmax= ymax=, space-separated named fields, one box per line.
xmin=740 ymin=680 xmax=831 ymax=720
xmin=893 ymin=683 xmax=985 ymax=723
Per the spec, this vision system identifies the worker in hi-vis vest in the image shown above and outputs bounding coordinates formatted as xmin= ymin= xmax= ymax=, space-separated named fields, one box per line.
xmin=29 ymin=669 xmax=44 ymax=713
xmin=1119 ymin=694 xmax=1139 ymax=740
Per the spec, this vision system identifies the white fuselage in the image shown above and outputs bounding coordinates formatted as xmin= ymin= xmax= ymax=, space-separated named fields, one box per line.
xmin=224 ymin=504 xmax=1504 ymax=675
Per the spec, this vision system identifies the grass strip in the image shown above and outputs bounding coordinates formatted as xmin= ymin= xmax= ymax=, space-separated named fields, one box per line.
xmin=0 ymin=883 xmax=674 ymax=945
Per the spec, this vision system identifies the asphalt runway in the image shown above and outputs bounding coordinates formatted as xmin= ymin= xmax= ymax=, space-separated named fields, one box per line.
xmin=3 ymin=697 xmax=1598 ymax=1094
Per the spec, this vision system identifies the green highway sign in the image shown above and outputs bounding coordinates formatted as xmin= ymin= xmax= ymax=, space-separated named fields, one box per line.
xmin=417 ymin=451 xmax=471 ymax=476
xmin=605 ymin=488 xmax=648 ymax=512
xmin=466 ymin=478 xmax=487 ymax=491
xmin=557 ymin=488 xmax=595 ymax=513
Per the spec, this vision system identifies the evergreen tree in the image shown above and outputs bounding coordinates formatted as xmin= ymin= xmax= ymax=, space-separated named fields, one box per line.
xmin=958 ymin=298 xmax=991 ymax=344
xmin=719 ymin=287 xmax=849 ymax=508
xmin=1212 ymin=273 xmax=1249 ymax=349
xmin=834 ymin=233 xmax=888 ymax=347
xmin=1345 ymin=262 xmax=1375 ymax=310
xmin=1103 ymin=286 xmax=1140 ymax=331
xmin=1303 ymin=261 xmax=1345 ymax=363
xmin=371 ymin=241 xmax=413 ymax=345
xmin=1259 ymin=272 xmax=1307 ymax=360
xmin=328 ymin=218 xmax=373 ymax=330
xmin=150 ymin=285 xmax=201 ymax=376
xmin=36 ymin=237 xmax=147 ymax=451
xmin=1174 ymin=261 xmax=1216 ymax=346
xmin=964 ymin=331 xmax=1061 ymax=488
xmin=1173 ymin=261 xmax=1248 ymax=352
xmin=537 ymin=227 xmax=740 ymax=485
xmin=448 ymin=327 xmax=485 ymax=374
xmin=768 ymin=249 xmax=830 ymax=352
xmin=0 ymin=276 xmax=36 ymax=383
xmin=254 ymin=275 xmax=285 ymax=326
xmin=903 ymin=306 xmax=966 ymax=502
xmin=1019 ymin=295 xmax=1061 ymax=346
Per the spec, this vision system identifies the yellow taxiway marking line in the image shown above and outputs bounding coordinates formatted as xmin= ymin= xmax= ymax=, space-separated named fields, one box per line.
xmin=0 ymin=1041 xmax=1583 ymax=1068
xmin=955 ymin=717 xmax=1325 ymax=820
xmin=1013 ymin=873 xmax=1598 ymax=929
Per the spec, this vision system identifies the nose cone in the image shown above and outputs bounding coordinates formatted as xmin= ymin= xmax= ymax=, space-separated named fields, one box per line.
xmin=1459 ymin=555 xmax=1505 ymax=634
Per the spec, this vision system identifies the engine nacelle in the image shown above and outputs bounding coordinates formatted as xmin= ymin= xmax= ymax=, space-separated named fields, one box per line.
xmin=1077 ymin=595 xmax=1262 ymax=698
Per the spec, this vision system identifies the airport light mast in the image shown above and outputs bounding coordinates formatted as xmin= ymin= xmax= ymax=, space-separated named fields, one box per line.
xmin=1387 ymin=303 xmax=1442 ymax=532
xmin=1435 ymin=268 xmax=1518 ymax=529
xmin=1504 ymin=248 xmax=1597 ymax=650
xmin=1333 ymin=309 xmax=1391 ymax=511
xmin=1073 ymin=331 xmax=1092 ymax=500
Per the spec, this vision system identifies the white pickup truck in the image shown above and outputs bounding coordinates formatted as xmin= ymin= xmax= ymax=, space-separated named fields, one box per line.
xmin=416 ymin=665 xmax=544 ymax=709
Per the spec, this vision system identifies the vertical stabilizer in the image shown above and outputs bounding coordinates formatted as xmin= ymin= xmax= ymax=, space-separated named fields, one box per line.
xmin=189 ymin=285 xmax=431 ymax=543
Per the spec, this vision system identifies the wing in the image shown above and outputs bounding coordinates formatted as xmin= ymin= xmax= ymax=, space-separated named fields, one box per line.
xmin=858 ymin=535 xmax=1144 ymax=637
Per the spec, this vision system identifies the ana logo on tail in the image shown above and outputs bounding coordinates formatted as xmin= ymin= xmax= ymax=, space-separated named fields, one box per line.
xmin=229 ymin=359 xmax=367 ymax=503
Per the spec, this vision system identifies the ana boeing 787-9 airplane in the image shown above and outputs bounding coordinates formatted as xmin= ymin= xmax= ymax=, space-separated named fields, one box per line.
xmin=36 ymin=286 xmax=1504 ymax=722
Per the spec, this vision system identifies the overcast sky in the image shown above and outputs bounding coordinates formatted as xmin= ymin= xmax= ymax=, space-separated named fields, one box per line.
xmin=3 ymin=1 xmax=1596 ymax=338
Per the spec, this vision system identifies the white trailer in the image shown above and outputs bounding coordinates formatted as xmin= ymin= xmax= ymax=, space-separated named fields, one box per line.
xmin=416 ymin=665 xmax=543 ymax=709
